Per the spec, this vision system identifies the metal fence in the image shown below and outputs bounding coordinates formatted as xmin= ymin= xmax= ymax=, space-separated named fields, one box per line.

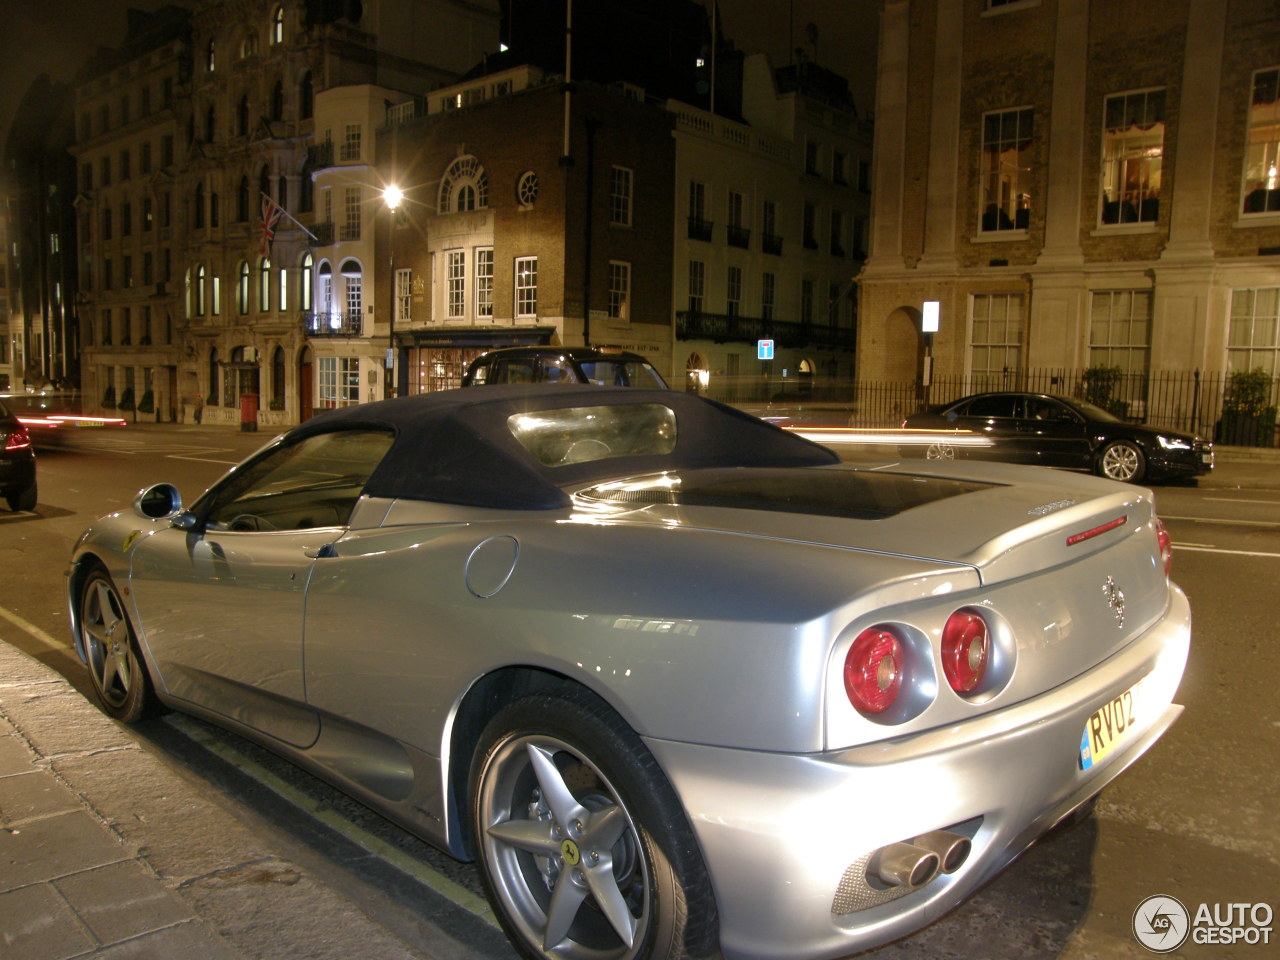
xmin=702 ymin=369 xmax=1280 ymax=448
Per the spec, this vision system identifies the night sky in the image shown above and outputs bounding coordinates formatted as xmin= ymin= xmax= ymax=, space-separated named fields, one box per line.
xmin=0 ymin=0 xmax=878 ymax=155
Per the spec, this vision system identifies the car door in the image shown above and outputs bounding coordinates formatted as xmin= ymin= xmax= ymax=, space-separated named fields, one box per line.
xmin=128 ymin=428 xmax=394 ymax=746
xmin=1015 ymin=397 xmax=1091 ymax=468
xmin=951 ymin=394 xmax=1023 ymax=462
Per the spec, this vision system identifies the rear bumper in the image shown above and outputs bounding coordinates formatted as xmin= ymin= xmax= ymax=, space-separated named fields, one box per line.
xmin=645 ymin=586 xmax=1190 ymax=960
xmin=0 ymin=452 xmax=36 ymax=492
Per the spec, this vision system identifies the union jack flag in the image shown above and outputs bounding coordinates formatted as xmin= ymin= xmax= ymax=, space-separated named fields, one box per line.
xmin=259 ymin=192 xmax=285 ymax=257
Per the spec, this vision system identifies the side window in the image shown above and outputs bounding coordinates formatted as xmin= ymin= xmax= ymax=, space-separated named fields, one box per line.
xmin=200 ymin=430 xmax=394 ymax=532
xmin=494 ymin=360 xmax=536 ymax=384
xmin=966 ymin=395 xmax=1017 ymax=418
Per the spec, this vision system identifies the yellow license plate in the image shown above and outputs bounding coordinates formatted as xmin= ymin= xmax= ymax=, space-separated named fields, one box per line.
xmin=1079 ymin=679 xmax=1144 ymax=770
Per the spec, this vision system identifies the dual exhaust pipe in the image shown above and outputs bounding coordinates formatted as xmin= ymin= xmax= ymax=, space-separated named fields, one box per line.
xmin=867 ymin=830 xmax=972 ymax=890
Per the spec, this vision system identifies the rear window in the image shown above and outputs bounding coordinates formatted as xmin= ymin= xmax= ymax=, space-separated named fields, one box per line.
xmin=508 ymin=403 xmax=677 ymax=466
xmin=578 ymin=360 xmax=666 ymax=388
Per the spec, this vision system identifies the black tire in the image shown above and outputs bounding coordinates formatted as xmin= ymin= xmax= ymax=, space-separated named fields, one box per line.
xmin=1097 ymin=440 xmax=1145 ymax=483
xmin=78 ymin=565 xmax=157 ymax=723
xmin=470 ymin=690 xmax=720 ymax=960
xmin=5 ymin=480 xmax=36 ymax=512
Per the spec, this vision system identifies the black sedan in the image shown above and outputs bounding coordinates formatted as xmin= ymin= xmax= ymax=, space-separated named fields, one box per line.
xmin=0 ymin=397 xmax=37 ymax=511
xmin=902 ymin=392 xmax=1213 ymax=483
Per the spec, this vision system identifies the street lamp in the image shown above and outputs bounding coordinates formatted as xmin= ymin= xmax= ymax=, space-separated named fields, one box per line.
xmin=383 ymin=185 xmax=402 ymax=398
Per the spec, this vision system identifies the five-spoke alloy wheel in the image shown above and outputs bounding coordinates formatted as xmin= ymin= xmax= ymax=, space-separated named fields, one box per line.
xmin=471 ymin=692 xmax=718 ymax=960
xmin=79 ymin=565 xmax=155 ymax=723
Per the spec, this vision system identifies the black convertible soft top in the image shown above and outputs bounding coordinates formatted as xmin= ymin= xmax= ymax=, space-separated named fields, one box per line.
xmin=288 ymin=384 xmax=839 ymax=510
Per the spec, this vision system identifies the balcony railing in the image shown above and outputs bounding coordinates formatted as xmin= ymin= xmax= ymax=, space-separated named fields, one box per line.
xmin=726 ymin=225 xmax=751 ymax=249
xmin=762 ymin=233 xmax=783 ymax=256
xmin=310 ymin=221 xmax=335 ymax=246
xmin=302 ymin=311 xmax=362 ymax=337
xmin=687 ymin=217 xmax=713 ymax=242
xmin=676 ymin=310 xmax=853 ymax=350
xmin=307 ymin=141 xmax=334 ymax=168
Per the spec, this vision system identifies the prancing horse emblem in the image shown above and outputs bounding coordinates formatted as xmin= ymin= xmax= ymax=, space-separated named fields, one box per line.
xmin=1102 ymin=576 xmax=1125 ymax=628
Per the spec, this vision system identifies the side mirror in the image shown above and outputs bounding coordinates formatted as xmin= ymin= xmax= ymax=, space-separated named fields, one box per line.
xmin=132 ymin=483 xmax=195 ymax=529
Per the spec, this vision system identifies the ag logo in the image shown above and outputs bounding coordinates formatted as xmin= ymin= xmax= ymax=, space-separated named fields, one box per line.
xmin=1133 ymin=895 xmax=1190 ymax=953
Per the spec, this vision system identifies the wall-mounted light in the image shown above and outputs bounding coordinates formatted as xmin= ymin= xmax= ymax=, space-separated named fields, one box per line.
xmin=922 ymin=300 xmax=940 ymax=334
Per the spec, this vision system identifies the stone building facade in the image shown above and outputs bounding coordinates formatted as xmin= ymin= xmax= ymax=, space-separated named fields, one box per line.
xmin=859 ymin=0 xmax=1280 ymax=418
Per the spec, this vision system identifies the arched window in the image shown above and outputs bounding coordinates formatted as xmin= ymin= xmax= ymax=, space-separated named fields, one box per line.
xmin=259 ymin=257 xmax=271 ymax=312
xmin=208 ymin=348 xmax=219 ymax=405
xmin=318 ymin=260 xmax=333 ymax=321
xmin=301 ymin=252 xmax=314 ymax=312
xmin=240 ymin=32 xmax=258 ymax=59
xmin=272 ymin=346 xmax=286 ymax=407
xmin=194 ymin=183 xmax=205 ymax=229
xmin=438 ymin=155 xmax=488 ymax=213
xmin=237 ymin=95 xmax=249 ymax=137
xmin=204 ymin=104 xmax=216 ymax=143
xmin=238 ymin=176 xmax=250 ymax=222
xmin=196 ymin=264 xmax=207 ymax=315
xmin=210 ymin=190 xmax=220 ymax=227
xmin=271 ymin=6 xmax=285 ymax=45
xmin=271 ymin=80 xmax=284 ymax=121
xmin=184 ymin=267 xmax=192 ymax=318
xmin=206 ymin=39 xmax=216 ymax=73
xmin=341 ymin=259 xmax=363 ymax=326
xmin=299 ymin=71 xmax=313 ymax=121
xmin=238 ymin=261 xmax=250 ymax=314
xmin=259 ymin=165 xmax=271 ymax=203
xmin=277 ymin=174 xmax=288 ymax=209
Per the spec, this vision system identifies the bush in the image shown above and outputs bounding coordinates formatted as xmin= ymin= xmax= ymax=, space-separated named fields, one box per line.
xmin=101 ymin=385 xmax=116 ymax=409
xmin=137 ymin=390 xmax=155 ymax=414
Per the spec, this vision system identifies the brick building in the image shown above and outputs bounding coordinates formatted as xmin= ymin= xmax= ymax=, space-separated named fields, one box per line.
xmin=859 ymin=0 xmax=1280 ymax=421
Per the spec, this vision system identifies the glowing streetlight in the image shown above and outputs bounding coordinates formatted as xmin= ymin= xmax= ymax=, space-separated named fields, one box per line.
xmin=383 ymin=185 xmax=402 ymax=398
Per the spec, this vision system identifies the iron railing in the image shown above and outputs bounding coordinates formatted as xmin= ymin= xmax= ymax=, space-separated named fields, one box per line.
xmin=699 ymin=368 xmax=1280 ymax=447
xmin=302 ymin=311 xmax=362 ymax=337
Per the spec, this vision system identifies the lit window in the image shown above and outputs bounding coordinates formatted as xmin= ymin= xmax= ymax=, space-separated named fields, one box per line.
xmin=395 ymin=268 xmax=413 ymax=322
xmin=726 ymin=266 xmax=742 ymax=317
xmin=259 ymin=258 xmax=271 ymax=311
xmin=608 ymin=261 xmax=630 ymax=319
xmin=687 ymin=260 xmax=705 ymax=313
xmin=447 ymin=250 xmax=465 ymax=318
xmin=1243 ymin=69 xmax=1280 ymax=214
xmin=475 ymin=250 xmax=493 ymax=318
xmin=981 ymin=107 xmax=1034 ymax=232
xmin=515 ymin=257 xmax=537 ymax=317
xmin=238 ymin=261 xmax=250 ymax=314
xmin=271 ymin=6 xmax=285 ymax=45
xmin=1100 ymin=90 xmax=1165 ymax=224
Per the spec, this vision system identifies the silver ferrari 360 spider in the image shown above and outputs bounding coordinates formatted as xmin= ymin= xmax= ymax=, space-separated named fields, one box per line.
xmin=69 ymin=385 xmax=1190 ymax=960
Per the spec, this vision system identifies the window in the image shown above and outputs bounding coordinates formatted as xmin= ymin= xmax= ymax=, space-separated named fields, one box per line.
xmin=142 ymin=197 xmax=153 ymax=232
xmin=238 ymin=261 xmax=250 ymax=314
xmin=1089 ymin=291 xmax=1151 ymax=374
xmin=101 ymin=309 xmax=112 ymax=345
xmin=687 ymin=260 xmax=705 ymax=313
xmin=687 ymin=180 xmax=710 ymax=239
xmin=299 ymin=72 xmax=313 ymax=120
xmin=515 ymin=257 xmax=537 ymax=317
xmin=195 ymin=264 xmax=206 ymax=315
xmin=122 ymin=202 xmax=132 ymax=236
xmin=833 ymin=152 xmax=847 ymax=185
xmin=1101 ymin=89 xmax=1165 ymax=224
xmin=259 ymin=257 xmax=271 ymax=311
xmin=101 ymin=156 xmax=111 ymax=185
xmin=610 ymin=166 xmax=633 ymax=226
xmin=830 ymin=210 xmax=845 ymax=256
xmin=727 ymin=191 xmax=748 ymax=248
xmin=474 ymin=251 xmax=493 ymax=318
xmin=207 ymin=39 xmax=216 ymax=73
xmin=210 ymin=190 xmax=220 ymax=228
xmin=608 ymin=261 xmax=630 ymax=319
xmin=301 ymin=252 xmax=313 ymax=311
xmin=212 ymin=274 xmax=222 ymax=315
xmin=761 ymin=272 xmax=776 ymax=320
xmin=317 ymin=357 xmax=361 ymax=409
xmin=237 ymin=95 xmax=249 ymax=137
xmin=345 ymin=268 xmax=362 ymax=323
xmin=803 ymin=202 xmax=818 ymax=248
xmin=343 ymin=187 xmax=361 ymax=240
xmin=271 ymin=6 xmax=285 ymax=45
xmin=271 ymin=81 xmax=284 ymax=122
xmin=981 ymin=107 xmax=1034 ymax=232
xmin=123 ymin=255 xmax=133 ymax=288
xmin=1243 ymin=69 xmax=1280 ymax=214
xmin=395 ymin=268 xmax=413 ymax=322
xmin=102 ymin=208 xmax=113 ymax=240
xmin=805 ymin=140 xmax=820 ymax=175
xmin=103 ymin=259 xmax=113 ymax=290
xmin=726 ymin=266 xmax=742 ymax=317
xmin=238 ymin=176 xmax=250 ymax=222
xmin=319 ymin=261 xmax=333 ymax=318
xmin=1228 ymin=288 xmax=1280 ymax=376
xmin=439 ymin=156 xmax=488 ymax=213
xmin=162 ymin=134 xmax=174 ymax=167
xmin=341 ymin=124 xmax=361 ymax=162
xmin=279 ymin=265 xmax=288 ymax=312
xmin=446 ymin=250 xmax=465 ymax=318
xmin=801 ymin=278 xmax=814 ymax=324
xmin=143 ymin=251 xmax=153 ymax=285
xmin=970 ymin=294 xmax=1024 ymax=389
xmin=140 ymin=142 xmax=151 ymax=174
xmin=762 ymin=200 xmax=781 ymax=254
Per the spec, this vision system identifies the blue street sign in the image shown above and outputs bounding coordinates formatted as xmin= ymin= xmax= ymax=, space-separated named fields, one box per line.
xmin=758 ymin=339 xmax=775 ymax=360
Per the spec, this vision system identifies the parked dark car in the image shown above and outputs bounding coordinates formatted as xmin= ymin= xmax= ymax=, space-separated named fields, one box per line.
xmin=902 ymin=392 xmax=1213 ymax=483
xmin=463 ymin=346 xmax=668 ymax=389
xmin=0 ymin=398 xmax=37 ymax=511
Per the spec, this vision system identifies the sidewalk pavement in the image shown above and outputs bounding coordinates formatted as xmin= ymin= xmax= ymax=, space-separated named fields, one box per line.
xmin=0 ymin=641 xmax=479 ymax=960
xmin=1 ymin=455 xmax=1275 ymax=960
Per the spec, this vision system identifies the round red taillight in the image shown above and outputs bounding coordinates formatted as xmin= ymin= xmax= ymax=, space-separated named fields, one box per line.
xmin=941 ymin=611 xmax=989 ymax=694
xmin=844 ymin=627 xmax=904 ymax=715
xmin=1156 ymin=519 xmax=1173 ymax=577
